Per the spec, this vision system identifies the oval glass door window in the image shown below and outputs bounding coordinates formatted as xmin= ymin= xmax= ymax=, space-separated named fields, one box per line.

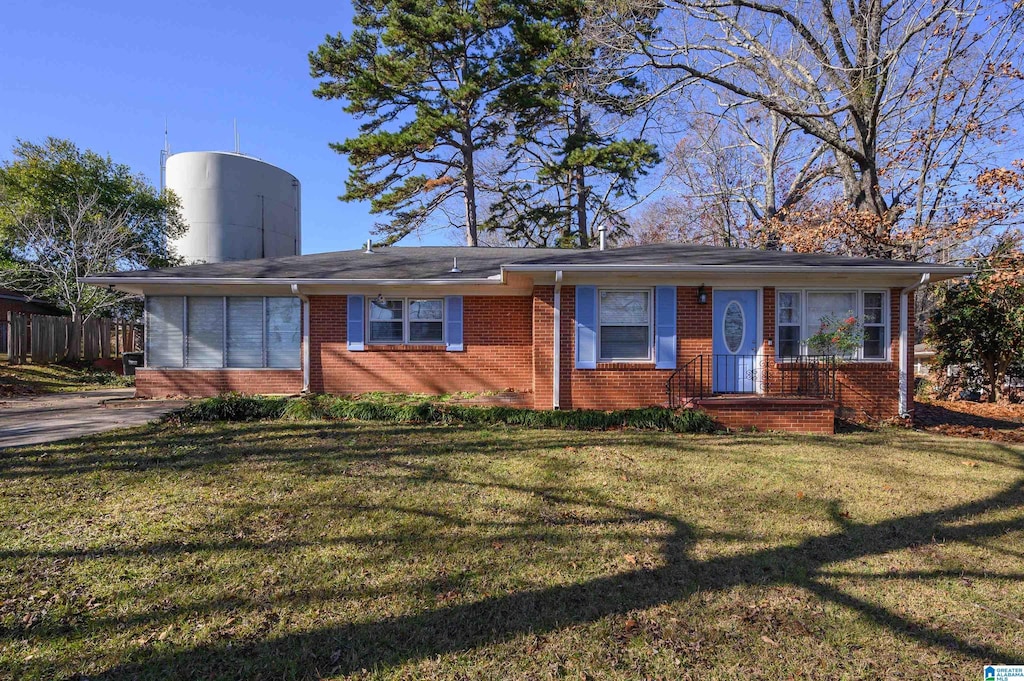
xmin=723 ymin=301 xmax=745 ymax=353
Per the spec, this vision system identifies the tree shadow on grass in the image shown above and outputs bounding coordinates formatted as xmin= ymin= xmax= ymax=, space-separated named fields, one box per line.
xmin=72 ymin=465 xmax=1024 ymax=680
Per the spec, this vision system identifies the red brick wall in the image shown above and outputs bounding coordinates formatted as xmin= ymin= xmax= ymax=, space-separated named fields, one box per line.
xmin=135 ymin=368 xmax=302 ymax=398
xmin=698 ymin=398 xmax=835 ymax=435
xmin=533 ymin=288 xmax=555 ymax=406
xmin=761 ymin=286 xmax=912 ymax=421
xmin=309 ymin=295 xmax=534 ymax=399
xmin=532 ymin=285 xmax=712 ymax=410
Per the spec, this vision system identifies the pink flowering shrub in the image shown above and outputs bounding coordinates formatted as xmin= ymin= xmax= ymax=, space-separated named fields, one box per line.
xmin=807 ymin=312 xmax=863 ymax=357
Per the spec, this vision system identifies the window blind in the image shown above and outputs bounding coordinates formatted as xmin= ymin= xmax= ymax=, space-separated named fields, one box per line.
xmin=186 ymin=297 xmax=224 ymax=368
xmin=226 ymin=297 xmax=264 ymax=368
xmin=146 ymin=296 xmax=184 ymax=368
xmin=266 ymin=297 xmax=301 ymax=368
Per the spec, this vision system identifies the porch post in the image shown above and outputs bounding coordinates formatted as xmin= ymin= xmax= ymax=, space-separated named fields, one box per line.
xmin=553 ymin=271 xmax=562 ymax=410
xmin=899 ymin=274 xmax=930 ymax=417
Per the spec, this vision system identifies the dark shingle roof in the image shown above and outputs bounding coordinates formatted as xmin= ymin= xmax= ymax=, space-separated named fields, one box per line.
xmin=86 ymin=243 xmax=970 ymax=282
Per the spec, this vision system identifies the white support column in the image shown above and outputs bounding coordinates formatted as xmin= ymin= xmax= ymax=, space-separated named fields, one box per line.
xmin=291 ymin=284 xmax=311 ymax=393
xmin=553 ymin=270 xmax=563 ymax=410
xmin=899 ymin=274 xmax=930 ymax=417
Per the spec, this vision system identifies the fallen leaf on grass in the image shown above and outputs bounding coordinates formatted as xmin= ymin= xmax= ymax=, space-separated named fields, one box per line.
xmin=761 ymin=635 xmax=778 ymax=647
xmin=623 ymin=554 xmax=637 ymax=566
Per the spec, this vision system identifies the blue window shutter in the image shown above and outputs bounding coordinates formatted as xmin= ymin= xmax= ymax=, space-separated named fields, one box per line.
xmin=575 ymin=286 xmax=597 ymax=369
xmin=655 ymin=286 xmax=677 ymax=369
xmin=445 ymin=296 xmax=464 ymax=351
xmin=347 ymin=295 xmax=365 ymax=351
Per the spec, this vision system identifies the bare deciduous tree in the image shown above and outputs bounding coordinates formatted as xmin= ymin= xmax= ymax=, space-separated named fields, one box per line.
xmin=0 ymin=193 xmax=144 ymax=321
xmin=596 ymin=0 xmax=1024 ymax=259
xmin=654 ymin=107 xmax=832 ymax=247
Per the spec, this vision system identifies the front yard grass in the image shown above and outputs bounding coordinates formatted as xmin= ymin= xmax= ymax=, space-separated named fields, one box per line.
xmin=0 ymin=421 xmax=1021 ymax=679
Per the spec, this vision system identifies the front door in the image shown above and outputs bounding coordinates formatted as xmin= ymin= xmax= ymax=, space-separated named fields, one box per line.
xmin=712 ymin=289 xmax=759 ymax=393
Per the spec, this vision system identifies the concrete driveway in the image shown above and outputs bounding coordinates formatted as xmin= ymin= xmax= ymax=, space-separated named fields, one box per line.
xmin=0 ymin=389 xmax=184 ymax=449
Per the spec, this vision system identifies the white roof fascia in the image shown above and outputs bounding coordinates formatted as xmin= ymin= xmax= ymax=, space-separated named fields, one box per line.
xmin=499 ymin=263 xmax=973 ymax=276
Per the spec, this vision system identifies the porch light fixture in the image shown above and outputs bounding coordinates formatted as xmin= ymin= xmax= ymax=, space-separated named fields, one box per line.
xmin=697 ymin=284 xmax=708 ymax=305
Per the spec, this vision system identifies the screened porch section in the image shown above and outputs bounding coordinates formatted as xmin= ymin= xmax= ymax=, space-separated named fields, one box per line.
xmin=145 ymin=296 xmax=302 ymax=369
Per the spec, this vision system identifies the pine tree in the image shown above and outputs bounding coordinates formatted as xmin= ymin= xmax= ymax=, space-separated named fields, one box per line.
xmin=310 ymin=0 xmax=528 ymax=246
xmin=483 ymin=0 xmax=659 ymax=248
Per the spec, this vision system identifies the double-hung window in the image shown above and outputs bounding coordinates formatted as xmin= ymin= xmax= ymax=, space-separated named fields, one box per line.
xmin=861 ymin=292 xmax=886 ymax=359
xmin=777 ymin=292 xmax=801 ymax=357
xmin=598 ymin=289 xmax=652 ymax=361
xmin=369 ymin=299 xmax=404 ymax=343
xmin=775 ymin=290 xmax=888 ymax=360
xmin=368 ymin=298 xmax=444 ymax=344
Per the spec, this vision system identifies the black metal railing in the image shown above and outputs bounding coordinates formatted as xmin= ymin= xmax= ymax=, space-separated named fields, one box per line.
xmin=667 ymin=354 xmax=839 ymax=408
xmin=773 ymin=355 xmax=839 ymax=400
xmin=667 ymin=355 xmax=704 ymax=409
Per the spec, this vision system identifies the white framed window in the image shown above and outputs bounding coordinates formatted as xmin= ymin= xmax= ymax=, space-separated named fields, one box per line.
xmin=368 ymin=298 xmax=444 ymax=345
xmin=598 ymin=289 xmax=653 ymax=361
xmin=775 ymin=289 xmax=889 ymax=361
xmin=777 ymin=291 xmax=801 ymax=357
xmin=409 ymin=299 xmax=444 ymax=343
xmin=861 ymin=292 xmax=886 ymax=359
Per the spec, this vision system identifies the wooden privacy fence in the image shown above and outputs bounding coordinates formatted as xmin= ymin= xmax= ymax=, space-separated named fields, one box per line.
xmin=5 ymin=312 xmax=142 ymax=365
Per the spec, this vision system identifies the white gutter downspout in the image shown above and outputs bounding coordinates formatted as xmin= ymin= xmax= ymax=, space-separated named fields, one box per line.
xmin=899 ymin=273 xmax=930 ymax=417
xmin=290 ymin=284 xmax=311 ymax=394
xmin=553 ymin=271 xmax=563 ymax=410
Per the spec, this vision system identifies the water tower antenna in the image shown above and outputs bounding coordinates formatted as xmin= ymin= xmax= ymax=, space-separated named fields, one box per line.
xmin=159 ymin=118 xmax=170 ymax=192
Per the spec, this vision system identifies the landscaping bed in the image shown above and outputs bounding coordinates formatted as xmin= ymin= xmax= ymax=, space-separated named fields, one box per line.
xmin=915 ymin=398 xmax=1024 ymax=443
xmin=168 ymin=393 xmax=717 ymax=434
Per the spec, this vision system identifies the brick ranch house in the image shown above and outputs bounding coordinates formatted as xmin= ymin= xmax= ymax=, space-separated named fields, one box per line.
xmin=84 ymin=244 xmax=968 ymax=433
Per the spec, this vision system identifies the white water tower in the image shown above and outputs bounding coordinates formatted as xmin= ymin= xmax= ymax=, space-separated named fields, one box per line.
xmin=165 ymin=151 xmax=301 ymax=263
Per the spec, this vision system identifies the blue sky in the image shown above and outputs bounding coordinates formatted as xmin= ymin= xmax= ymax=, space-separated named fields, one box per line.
xmin=0 ymin=0 xmax=450 ymax=254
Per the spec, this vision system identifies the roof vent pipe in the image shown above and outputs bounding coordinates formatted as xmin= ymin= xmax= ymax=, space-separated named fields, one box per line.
xmin=598 ymin=225 xmax=606 ymax=251
xmin=364 ymin=239 xmax=373 ymax=254
xmin=450 ymin=257 xmax=462 ymax=273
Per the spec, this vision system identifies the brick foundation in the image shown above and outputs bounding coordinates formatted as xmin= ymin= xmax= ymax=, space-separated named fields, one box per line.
xmin=135 ymin=368 xmax=302 ymax=398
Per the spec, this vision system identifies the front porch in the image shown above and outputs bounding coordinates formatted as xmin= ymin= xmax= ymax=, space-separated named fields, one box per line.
xmin=668 ymin=354 xmax=840 ymax=433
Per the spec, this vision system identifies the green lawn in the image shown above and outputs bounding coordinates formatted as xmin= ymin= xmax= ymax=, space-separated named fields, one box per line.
xmin=0 ymin=362 xmax=132 ymax=396
xmin=0 ymin=421 xmax=1021 ymax=679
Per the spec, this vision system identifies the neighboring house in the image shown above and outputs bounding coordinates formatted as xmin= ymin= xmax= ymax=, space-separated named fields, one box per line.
xmin=0 ymin=287 xmax=66 ymax=318
xmin=83 ymin=244 xmax=969 ymax=433
xmin=913 ymin=343 xmax=937 ymax=377
xmin=1 ymin=287 xmax=66 ymax=355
